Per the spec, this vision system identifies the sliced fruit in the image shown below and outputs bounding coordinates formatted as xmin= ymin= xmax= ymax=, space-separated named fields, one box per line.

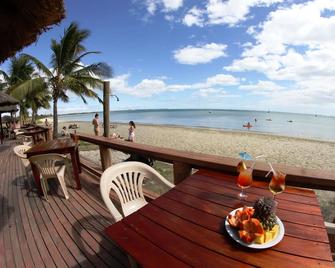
xmin=242 ymin=218 xmax=264 ymax=235
xmin=254 ymin=224 xmax=279 ymax=244
xmin=239 ymin=230 xmax=255 ymax=243
xmin=227 ymin=214 xmax=240 ymax=228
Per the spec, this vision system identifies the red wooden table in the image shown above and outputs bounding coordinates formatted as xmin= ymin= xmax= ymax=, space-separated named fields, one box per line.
xmin=106 ymin=169 xmax=333 ymax=268
xmin=18 ymin=127 xmax=49 ymax=144
xmin=26 ymin=138 xmax=81 ymax=195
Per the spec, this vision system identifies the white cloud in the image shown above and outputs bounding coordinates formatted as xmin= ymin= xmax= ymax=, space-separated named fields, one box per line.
xmin=109 ymin=73 xmax=239 ymax=97
xmin=173 ymin=43 xmax=227 ymax=65
xmin=182 ymin=7 xmax=204 ymax=27
xmin=239 ymin=80 xmax=284 ymax=95
xmin=162 ymin=0 xmax=183 ymax=11
xmin=225 ymin=0 xmax=335 ymax=106
xmin=181 ymin=0 xmax=283 ymax=27
xmin=143 ymin=0 xmax=183 ymax=15
xmin=145 ymin=0 xmax=157 ymax=15
xmin=206 ymin=74 xmax=239 ymax=86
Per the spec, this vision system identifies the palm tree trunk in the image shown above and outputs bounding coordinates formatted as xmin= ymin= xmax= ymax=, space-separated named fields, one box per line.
xmin=53 ymin=97 xmax=58 ymax=138
xmin=31 ymin=109 xmax=36 ymax=124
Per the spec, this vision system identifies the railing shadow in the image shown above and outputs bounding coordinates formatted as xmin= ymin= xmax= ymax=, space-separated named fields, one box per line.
xmin=0 ymin=195 xmax=14 ymax=232
xmin=71 ymin=214 xmax=126 ymax=267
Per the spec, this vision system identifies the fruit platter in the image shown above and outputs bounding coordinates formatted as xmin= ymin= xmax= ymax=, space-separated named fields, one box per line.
xmin=224 ymin=197 xmax=285 ymax=249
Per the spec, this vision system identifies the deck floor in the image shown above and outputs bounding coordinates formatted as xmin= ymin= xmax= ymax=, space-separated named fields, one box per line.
xmin=0 ymin=141 xmax=128 ymax=268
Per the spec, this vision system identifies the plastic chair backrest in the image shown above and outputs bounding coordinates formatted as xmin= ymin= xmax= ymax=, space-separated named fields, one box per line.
xmin=29 ymin=154 xmax=68 ymax=179
xmin=100 ymin=161 xmax=174 ymax=222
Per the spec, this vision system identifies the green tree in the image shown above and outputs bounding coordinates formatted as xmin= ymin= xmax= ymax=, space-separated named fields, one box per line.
xmin=0 ymin=56 xmax=48 ymax=124
xmin=23 ymin=22 xmax=111 ymax=138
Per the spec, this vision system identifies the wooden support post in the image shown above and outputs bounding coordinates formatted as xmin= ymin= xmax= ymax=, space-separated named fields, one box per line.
xmin=100 ymin=145 xmax=113 ymax=170
xmin=173 ymin=162 xmax=192 ymax=184
xmin=100 ymin=81 xmax=112 ymax=170
xmin=103 ymin=81 xmax=110 ymax=138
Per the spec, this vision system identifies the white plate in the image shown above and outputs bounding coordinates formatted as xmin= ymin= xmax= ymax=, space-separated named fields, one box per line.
xmin=224 ymin=207 xmax=285 ymax=249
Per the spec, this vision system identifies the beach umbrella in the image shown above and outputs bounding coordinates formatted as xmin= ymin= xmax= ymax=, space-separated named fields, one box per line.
xmin=0 ymin=0 xmax=65 ymax=63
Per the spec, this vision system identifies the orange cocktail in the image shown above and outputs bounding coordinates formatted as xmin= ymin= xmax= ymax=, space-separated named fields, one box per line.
xmin=269 ymin=170 xmax=286 ymax=199
xmin=237 ymin=166 xmax=253 ymax=200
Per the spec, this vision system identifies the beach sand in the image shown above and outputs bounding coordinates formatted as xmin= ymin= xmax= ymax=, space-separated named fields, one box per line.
xmin=59 ymin=121 xmax=335 ymax=222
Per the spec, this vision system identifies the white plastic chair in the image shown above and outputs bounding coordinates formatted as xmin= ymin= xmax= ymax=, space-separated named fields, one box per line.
xmin=100 ymin=161 xmax=174 ymax=222
xmin=29 ymin=154 xmax=71 ymax=201
xmin=13 ymin=145 xmax=32 ymax=182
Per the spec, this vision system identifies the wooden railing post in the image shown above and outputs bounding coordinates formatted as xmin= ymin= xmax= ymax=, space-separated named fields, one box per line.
xmin=100 ymin=145 xmax=113 ymax=170
xmin=100 ymin=81 xmax=113 ymax=170
xmin=173 ymin=162 xmax=192 ymax=184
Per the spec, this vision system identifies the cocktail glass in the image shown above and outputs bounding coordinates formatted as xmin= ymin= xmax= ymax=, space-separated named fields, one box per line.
xmin=269 ymin=169 xmax=286 ymax=200
xmin=237 ymin=166 xmax=253 ymax=200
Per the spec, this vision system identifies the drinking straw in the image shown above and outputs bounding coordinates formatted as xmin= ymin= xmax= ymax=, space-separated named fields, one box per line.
xmin=251 ymin=154 xmax=266 ymax=169
xmin=266 ymin=162 xmax=275 ymax=177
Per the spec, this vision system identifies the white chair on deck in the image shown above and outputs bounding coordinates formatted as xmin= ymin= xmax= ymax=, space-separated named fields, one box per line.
xmin=13 ymin=145 xmax=32 ymax=181
xmin=100 ymin=161 xmax=174 ymax=222
xmin=29 ymin=154 xmax=71 ymax=201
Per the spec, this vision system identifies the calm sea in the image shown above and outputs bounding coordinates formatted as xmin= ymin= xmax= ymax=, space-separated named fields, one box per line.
xmin=58 ymin=109 xmax=335 ymax=142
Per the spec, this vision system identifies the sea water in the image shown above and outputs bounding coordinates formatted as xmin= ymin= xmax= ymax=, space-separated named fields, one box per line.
xmin=58 ymin=109 xmax=335 ymax=142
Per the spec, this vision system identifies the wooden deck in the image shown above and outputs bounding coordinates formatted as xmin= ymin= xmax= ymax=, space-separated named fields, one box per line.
xmin=0 ymin=141 xmax=128 ymax=268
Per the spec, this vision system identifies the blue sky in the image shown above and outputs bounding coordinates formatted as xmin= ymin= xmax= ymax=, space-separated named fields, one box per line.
xmin=1 ymin=0 xmax=335 ymax=115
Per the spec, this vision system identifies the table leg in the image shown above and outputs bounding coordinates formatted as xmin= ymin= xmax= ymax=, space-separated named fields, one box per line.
xmin=70 ymin=149 xmax=81 ymax=190
xmin=30 ymin=162 xmax=43 ymax=195
xmin=75 ymin=146 xmax=82 ymax=173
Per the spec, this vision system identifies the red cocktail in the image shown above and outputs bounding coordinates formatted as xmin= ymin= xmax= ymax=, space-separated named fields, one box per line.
xmin=237 ymin=166 xmax=253 ymax=200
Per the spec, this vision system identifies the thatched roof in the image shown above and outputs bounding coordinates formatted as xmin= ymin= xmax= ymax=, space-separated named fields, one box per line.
xmin=0 ymin=105 xmax=18 ymax=113
xmin=0 ymin=92 xmax=19 ymax=106
xmin=0 ymin=0 xmax=65 ymax=63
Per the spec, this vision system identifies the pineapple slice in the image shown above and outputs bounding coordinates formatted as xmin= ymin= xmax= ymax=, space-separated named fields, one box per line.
xmin=254 ymin=224 xmax=279 ymax=244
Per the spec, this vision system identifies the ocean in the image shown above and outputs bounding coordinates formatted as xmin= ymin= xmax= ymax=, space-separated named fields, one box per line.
xmin=58 ymin=109 xmax=335 ymax=142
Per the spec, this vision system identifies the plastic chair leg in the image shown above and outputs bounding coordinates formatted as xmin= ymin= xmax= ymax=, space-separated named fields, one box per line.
xmin=58 ymin=175 xmax=69 ymax=199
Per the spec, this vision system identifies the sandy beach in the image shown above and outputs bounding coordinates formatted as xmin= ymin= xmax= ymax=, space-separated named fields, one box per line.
xmin=60 ymin=121 xmax=335 ymax=170
xmin=59 ymin=121 xmax=335 ymax=222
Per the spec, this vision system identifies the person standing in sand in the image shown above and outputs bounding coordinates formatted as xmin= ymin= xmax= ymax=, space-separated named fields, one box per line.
xmin=126 ymin=121 xmax=136 ymax=142
xmin=92 ymin=113 xmax=100 ymax=136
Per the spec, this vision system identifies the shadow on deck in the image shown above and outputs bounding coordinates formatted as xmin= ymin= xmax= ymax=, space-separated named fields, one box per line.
xmin=0 ymin=141 xmax=128 ymax=268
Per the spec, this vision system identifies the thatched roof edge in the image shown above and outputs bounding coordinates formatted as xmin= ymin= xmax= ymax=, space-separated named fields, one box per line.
xmin=0 ymin=0 xmax=65 ymax=63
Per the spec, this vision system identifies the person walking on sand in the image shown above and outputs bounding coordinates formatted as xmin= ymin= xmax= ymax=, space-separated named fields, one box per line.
xmin=126 ymin=121 xmax=136 ymax=142
xmin=92 ymin=113 xmax=100 ymax=136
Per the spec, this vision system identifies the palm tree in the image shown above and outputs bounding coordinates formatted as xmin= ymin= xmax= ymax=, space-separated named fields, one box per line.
xmin=0 ymin=56 xmax=48 ymax=124
xmin=23 ymin=22 xmax=111 ymax=138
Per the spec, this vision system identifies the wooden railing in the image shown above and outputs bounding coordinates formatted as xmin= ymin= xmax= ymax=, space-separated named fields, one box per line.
xmin=72 ymin=133 xmax=335 ymax=191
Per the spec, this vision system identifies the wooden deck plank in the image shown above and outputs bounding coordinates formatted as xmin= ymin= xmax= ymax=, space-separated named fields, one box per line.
xmin=0 ymin=141 xmax=126 ymax=268
xmin=2 ymin=148 xmax=17 ymax=268
xmin=11 ymin=152 xmax=35 ymax=268
xmin=16 ymin=160 xmax=45 ymax=267
xmin=50 ymin=182 xmax=128 ymax=267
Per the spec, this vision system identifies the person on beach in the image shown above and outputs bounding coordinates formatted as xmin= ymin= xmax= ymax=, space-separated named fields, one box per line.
xmin=61 ymin=126 xmax=69 ymax=137
xmin=45 ymin=118 xmax=50 ymax=127
xmin=126 ymin=121 xmax=136 ymax=142
xmin=92 ymin=113 xmax=100 ymax=136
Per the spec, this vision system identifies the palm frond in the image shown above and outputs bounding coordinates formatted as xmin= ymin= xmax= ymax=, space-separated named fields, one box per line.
xmin=21 ymin=54 xmax=53 ymax=77
xmin=0 ymin=70 xmax=10 ymax=81
xmin=9 ymin=77 xmax=47 ymax=100
xmin=73 ymin=62 xmax=112 ymax=78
